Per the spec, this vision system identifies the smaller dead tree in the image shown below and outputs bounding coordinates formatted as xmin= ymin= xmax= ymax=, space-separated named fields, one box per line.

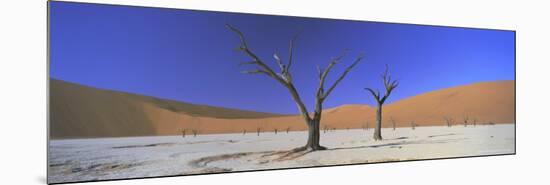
xmin=463 ymin=115 xmax=469 ymax=127
xmin=365 ymin=64 xmax=399 ymax=141
xmin=286 ymin=127 xmax=291 ymax=133
xmin=444 ymin=116 xmax=454 ymax=127
xmin=242 ymin=129 xmax=247 ymax=135
xmin=257 ymin=128 xmax=261 ymax=136
xmin=192 ymin=129 xmax=199 ymax=137
xmin=473 ymin=118 xmax=477 ymax=127
xmin=411 ymin=121 xmax=416 ymax=130
xmin=274 ymin=128 xmax=278 ymax=134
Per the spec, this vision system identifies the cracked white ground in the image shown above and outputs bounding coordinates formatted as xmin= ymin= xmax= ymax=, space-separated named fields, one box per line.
xmin=48 ymin=124 xmax=514 ymax=183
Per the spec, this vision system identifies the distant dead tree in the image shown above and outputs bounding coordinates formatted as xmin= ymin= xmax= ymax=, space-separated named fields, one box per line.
xmin=463 ymin=115 xmax=469 ymax=127
xmin=181 ymin=129 xmax=187 ymax=138
xmin=444 ymin=116 xmax=454 ymax=127
xmin=286 ymin=127 xmax=291 ymax=133
xmin=473 ymin=118 xmax=478 ymax=127
xmin=274 ymin=128 xmax=278 ymax=134
xmin=257 ymin=128 xmax=261 ymax=136
xmin=411 ymin=121 xmax=416 ymax=130
xmin=390 ymin=117 xmax=396 ymax=131
xmin=192 ymin=129 xmax=198 ymax=137
xmin=242 ymin=129 xmax=247 ymax=135
xmin=365 ymin=64 xmax=399 ymax=140
xmin=227 ymin=24 xmax=363 ymax=151
xmin=323 ymin=125 xmax=329 ymax=133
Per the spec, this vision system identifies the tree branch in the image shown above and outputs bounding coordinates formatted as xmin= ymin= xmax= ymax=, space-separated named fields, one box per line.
xmin=365 ymin=87 xmax=380 ymax=102
xmin=323 ymin=54 xmax=363 ymax=99
xmin=287 ymin=31 xmax=300 ymax=72
xmin=241 ymin=69 xmax=270 ymax=76
xmin=226 ymin=24 xmax=310 ymax=121
xmin=381 ymin=64 xmax=399 ymax=103
xmin=226 ymin=24 xmax=287 ymax=85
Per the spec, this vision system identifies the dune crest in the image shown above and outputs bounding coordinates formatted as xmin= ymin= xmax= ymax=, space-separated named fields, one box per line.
xmin=50 ymin=79 xmax=514 ymax=139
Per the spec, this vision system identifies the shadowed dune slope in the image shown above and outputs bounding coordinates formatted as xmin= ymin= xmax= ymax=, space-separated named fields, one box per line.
xmin=49 ymin=79 xmax=286 ymax=139
xmin=50 ymin=79 xmax=514 ymax=139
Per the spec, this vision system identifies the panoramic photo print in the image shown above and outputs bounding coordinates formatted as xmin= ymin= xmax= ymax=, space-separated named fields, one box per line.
xmin=48 ymin=1 xmax=515 ymax=184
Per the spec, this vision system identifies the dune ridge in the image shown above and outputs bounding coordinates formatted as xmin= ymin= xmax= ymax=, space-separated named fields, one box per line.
xmin=49 ymin=79 xmax=514 ymax=139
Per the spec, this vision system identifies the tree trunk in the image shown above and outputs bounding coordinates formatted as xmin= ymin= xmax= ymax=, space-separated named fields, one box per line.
xmin=304 ymin=119 xmax=326 ymax=150
xmin=373 ymin=103 xmax=383 ymax=141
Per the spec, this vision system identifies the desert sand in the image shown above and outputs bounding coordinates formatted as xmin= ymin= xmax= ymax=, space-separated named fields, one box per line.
xmin=48 ymin=124 xmax=515 ymax=184
xmin=50 ymin=79 xmax=515 ymax=139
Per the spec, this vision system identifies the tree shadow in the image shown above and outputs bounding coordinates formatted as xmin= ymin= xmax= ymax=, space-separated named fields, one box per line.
xmin=325 ymin=138 xmax=467 ymax=151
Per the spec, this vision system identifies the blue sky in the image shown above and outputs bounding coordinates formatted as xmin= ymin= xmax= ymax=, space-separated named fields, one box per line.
xmin=49 ymin=2 xmax=515 ymax=114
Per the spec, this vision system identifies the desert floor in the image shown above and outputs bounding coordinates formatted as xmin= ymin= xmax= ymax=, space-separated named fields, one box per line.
xmin=48 ymin=124 xmax=514 ymax=183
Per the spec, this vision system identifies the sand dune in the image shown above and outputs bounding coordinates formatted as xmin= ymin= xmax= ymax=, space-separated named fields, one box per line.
xmin=49 ymin=79 xmax=514 ymax=139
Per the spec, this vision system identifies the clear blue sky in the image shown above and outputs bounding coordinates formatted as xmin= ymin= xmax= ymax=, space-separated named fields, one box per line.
xmin=49 ymin=2 xmax=515 ymax=114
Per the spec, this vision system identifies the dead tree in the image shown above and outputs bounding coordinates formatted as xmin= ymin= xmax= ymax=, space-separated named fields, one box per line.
xmin=243 ymin=129 xmax=247 ymax=135
xmin=181 ymin=129 xmax=187 ymax=138
xmin=473 ymin=118 xmax=477 ymax=127
xmin=257 ymin=128 xmax=261 ymax=136
xmin=227 ymin=24 xmax=363 ymax=151
xmin=411 ymin=121 xmax=416 ymax=130
xmin=365 ymin=64 xmax=399 ymax=140
xmin=274 ymin=128 xmax=278 ymax=134
xmin=444 ymin=116 xmax=454 ymax=127
xmin=192 ymin=130 xmax=198 ymax=137
xmin=463 ymin=115 xmax=469 ymax=127
xmin=286 ymin=127 xmax=290 ymax=133
xmin=390 ymin=117 xmax=396 ymax=131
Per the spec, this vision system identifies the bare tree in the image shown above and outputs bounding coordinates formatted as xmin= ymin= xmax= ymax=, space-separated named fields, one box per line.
xmin=257 ymin=127 xmax=261 ymax=136
xmin=463 ymin=115 xmax=469 ymax=127
xmin=274 ymin=128 xmax=278 ymax=134
xmin=411 ymin=121 xmax=416 ymax=130
xmin=444 ymin=116 xmax=454 ymax=127
xmin=192 ymin=129 xmax=198 ymax=137
xmin=181 ymin=129 xmax=187 ymax=138
xmin=227 ymin=24 xmax=363 ymax=151
xmin=286 ymin=127 xmax=291 ymax=134
xmin=243 ymin=129 xmax=247 ymax=135
xmin=365 ymin=64 xmax=399 ymax=140
xmin=390 ymin=117 xmax=396 ymax=131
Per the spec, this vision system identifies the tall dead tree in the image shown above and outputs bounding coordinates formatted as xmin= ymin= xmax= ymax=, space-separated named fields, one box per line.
xmin=227 ymin=24 xmax=363 ymax=151
xmin=365 ymin=64 xmax=399 ymax=141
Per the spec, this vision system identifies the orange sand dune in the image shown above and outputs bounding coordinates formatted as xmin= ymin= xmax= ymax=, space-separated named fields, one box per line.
xmin=49 ymin=79 xmax=514 ymax=139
